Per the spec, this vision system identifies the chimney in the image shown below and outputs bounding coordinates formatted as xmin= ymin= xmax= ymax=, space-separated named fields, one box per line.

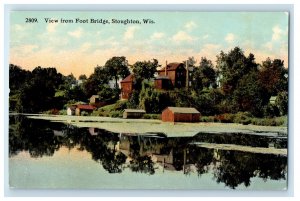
xmin=165 ymin=60 xmax=168 ymax=76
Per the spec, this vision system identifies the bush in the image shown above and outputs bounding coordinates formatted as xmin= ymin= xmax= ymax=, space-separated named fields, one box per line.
xmin=59 ymin=109 xmax=67 ymax=115
xmin=81 ymin=111 xmax=89 ymax=116
xmin=109 ymin=110 xmax=123 ymax=118
xmin=233 ymin=112 xmax=253 ymax=125
xmin=216 ymin=113 xmax=235 ymax=123
xmin=251 ymin=116 xmax=286 ymax=126
xmin=262 ymin=104 xmax=280 ymax=118
xmin=143 ymin=114 xmax=161 ymax=119
xmin=200 ymin=116 xmax=217 ymax=122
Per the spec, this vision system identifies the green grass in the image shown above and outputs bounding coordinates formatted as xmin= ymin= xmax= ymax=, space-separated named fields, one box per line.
xmin=91 ymin=100 xmax=128 ymax=118
xmin=200 ymin=113 xmax=287 ymax=127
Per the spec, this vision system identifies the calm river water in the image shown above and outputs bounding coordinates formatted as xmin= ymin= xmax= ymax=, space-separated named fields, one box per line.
xmin=9 ymin=115 xmax=287 ymax=190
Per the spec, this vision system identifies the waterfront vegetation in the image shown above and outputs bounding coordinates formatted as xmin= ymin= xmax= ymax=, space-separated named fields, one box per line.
xmin=9 ymin=47 xmax=288 ymax=126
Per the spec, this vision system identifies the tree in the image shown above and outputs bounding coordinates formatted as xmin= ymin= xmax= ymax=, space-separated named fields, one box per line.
xmin=192 ymin=57 xmax=216 ymax=91
xmin=14 ymin=66 xmax=64 ymax=112
xmin=9 ymin=64 xmax=31 ymax=93
xmin=104 ymin=56 xmax=130 ymax=89
xmin=259 ymin=58 xmax=288 ymax=97
xmin=132 ymin=59 xmax=159 ymax=84
xmin=216 ymin=47 xmax=258 ymax=95
xmin=275 ymin=91 xmax=288 ymax=115
xmin=84 ymin=65 xmax=110 ymax=97
xmin=232 ymin=70 xmax=266 ymax=116
xmin=78 ymin=74 xmax=87 ymax=80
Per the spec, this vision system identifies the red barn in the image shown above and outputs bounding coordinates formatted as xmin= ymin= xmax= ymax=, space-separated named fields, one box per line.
xmin=157 ymin=63 xmax=186 ymax=88
xmin=162 ymin=107 xmax=200 ymax=122
xmin=120 ymin=74 xmax=134 ymax=99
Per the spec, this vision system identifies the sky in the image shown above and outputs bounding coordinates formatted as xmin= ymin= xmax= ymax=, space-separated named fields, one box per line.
xmin=10 ymin=11 xmax=289 ymax=78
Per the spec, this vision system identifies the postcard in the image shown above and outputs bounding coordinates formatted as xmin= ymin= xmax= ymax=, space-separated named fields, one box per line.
xmin=9 ymin=11 xmax=288 ymax=190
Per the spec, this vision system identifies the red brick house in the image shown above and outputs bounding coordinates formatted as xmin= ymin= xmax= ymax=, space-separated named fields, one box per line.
xmin=154 ymin=76 xmax=173 ymax=90
xmin=120 ymin=74 xmax=134 ymax=99
xmin=162 ymin=107 xmax=200 ymax=122
xmin=156 ymin=63 xmax=186 ymax=89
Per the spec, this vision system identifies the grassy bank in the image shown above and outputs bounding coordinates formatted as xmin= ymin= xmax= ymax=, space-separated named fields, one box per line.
xmin=200 ymin=112 xmax=287 ymax=127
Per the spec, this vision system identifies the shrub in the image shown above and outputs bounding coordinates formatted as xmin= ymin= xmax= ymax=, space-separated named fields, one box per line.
xmin=81 ymin=111 xmax=89 ymax=116
xmin=109 ymin=110 xmax=123 ymax=118
xmin=200 ymin=116 xmax=216 ymax=122
xmin=59 ymin=109 xmax=67 ymax=115
xmin=143 ymin=114 xmax=161 ymax=119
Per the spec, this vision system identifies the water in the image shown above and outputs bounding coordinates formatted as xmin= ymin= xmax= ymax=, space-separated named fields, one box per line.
xmin=9 ymin=115 xmax=287 ymax=190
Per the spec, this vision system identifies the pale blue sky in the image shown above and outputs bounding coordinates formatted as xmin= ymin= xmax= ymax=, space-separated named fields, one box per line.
xmin=10 ymin=11 xmax=289 ymax=77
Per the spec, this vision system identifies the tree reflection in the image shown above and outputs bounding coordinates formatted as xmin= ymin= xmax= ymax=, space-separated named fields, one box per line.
xmin=9 ymin=115 xmax=62 ymax=158
xmin=213 ymin=150 xmax=287 ymax=189
xmin=9 ymin=115 xmax=287 ymax=187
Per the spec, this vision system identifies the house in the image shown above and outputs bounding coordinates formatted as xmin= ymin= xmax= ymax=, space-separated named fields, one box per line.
xmin=157 ymin=62 xmax=186 ymax=88
xmin=154 ymin=76 xmax=173 ymax=90
xmin=123 ymin=109 xmax=146 ymax=119
xmin=67 ymin=106 xmax=76 ymax=116
xmin=90 ymin=95 xmax=100 ymax=104
xmin=75 ymin=104 xmax=96 ymax=116
xmin=120 ymin=74 xmax=134 ymax=99
xmin=89 ymin=127 xmax=100 ymax=136
xmin=161 ymin=107 xmax=201 ymax=122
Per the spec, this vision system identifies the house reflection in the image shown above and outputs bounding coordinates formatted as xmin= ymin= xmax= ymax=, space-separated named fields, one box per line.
xmin=89 ymin=127 xmax=99 ymax=136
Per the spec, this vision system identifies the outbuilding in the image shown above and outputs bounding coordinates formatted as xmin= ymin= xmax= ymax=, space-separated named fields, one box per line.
xmin=75 ymin=104 xmax=96 ymax=116
xmin=161 ymin=107 xmax=200 ymax=122
xmin=123 ymin=109 xmax=146 ymax=119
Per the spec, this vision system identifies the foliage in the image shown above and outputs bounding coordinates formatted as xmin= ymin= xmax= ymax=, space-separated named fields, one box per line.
xmin=216 ymin=47 xmax=258 ymax=95
xmin=232 ymin=70 xmax=267 ymax=116
xmin=200 ymin=113 xmax=286 ymax=127
xmin=127 ymin=90 xmax=140 ymax=109
xmin=142 ymin=114 xmax=161 ymax=119
xmin=139 ymin=85 xmax=172 ymax=114
xmin=92 ymin=100 xmax=127 ymax=117
xmin=275 ymin=91 xmax=288 ymax=115
xmin=97 ymin=86 xmax=120 ymax=103
xmin=259 ymin=58 xmax=288 ymax=96
xmin=192 ymin=57 xmax=217 ymax=91
xmin=84 ymin=66 xmax=111 ymax=97
xmin=132 ymin=59 xmax=159 ymax=84
xmin=104 ymin=56 xmax=130 ymax=89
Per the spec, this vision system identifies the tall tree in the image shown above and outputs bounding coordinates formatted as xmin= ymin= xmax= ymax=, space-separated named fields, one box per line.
xmin=216 ymin=47 xmax=258 ymax=95
xmin=259 ymin=58 xmax=288 ymax=97
xmin=132 ymin=59 xmax=159 ymax=84
xmin=84 ymin=65 xmax=110 ymax=97
xmin=192 ymin=57 xmax=216 ymax=91
xmin=104 ymin=56 xmax=130 ymax=89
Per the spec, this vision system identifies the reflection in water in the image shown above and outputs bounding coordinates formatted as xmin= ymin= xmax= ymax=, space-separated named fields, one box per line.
xmin=9 ymin=115 xmax=287 ymax=189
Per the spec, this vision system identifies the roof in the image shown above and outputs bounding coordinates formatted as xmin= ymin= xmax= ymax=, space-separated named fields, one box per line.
xmin=124 ymin=109 xmax=146 ymax=113
xmin=76 ymin=104 xmax=96 ymax=110
xmin=90 ymin=95 xmax=99 ymax=98
xmin=120 ymin=74 xmax=134 ymax=83
xmin=158 ymin=63 xmax=184 ymax=72
xmin=165 ymin=107 xmax=200 ymax=114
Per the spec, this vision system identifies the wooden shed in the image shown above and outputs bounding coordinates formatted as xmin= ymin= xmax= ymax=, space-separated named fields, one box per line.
xmin=161 ymin=107 xmax=200 ymax=122
xmin=123 ymin=109 xmax=146 ymax=119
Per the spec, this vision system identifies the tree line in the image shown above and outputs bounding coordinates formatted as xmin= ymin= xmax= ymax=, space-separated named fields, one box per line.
xmin=9 ymin=46 xmax=288 ymax=118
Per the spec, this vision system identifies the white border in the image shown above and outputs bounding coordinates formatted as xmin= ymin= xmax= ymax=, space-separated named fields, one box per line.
xmin=1 ymin=1 xmax=298 ymax=199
